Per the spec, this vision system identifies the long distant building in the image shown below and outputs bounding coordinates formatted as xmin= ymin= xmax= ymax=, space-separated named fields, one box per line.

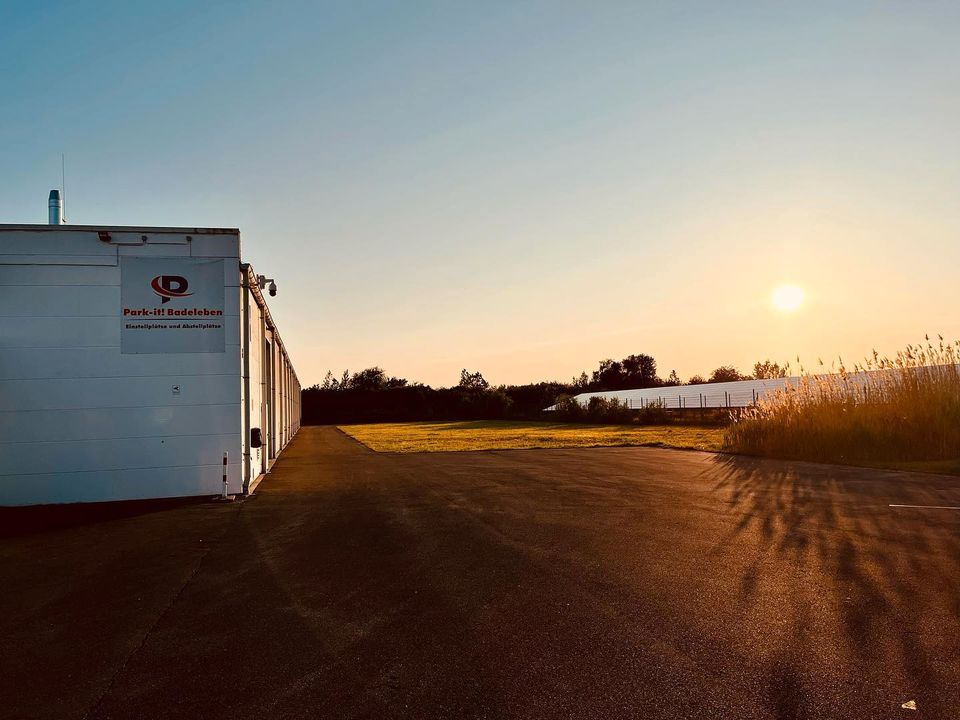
xmin=544 ymin=367 xmax=937 ymax=411
xmin=546 ymin=376 xmax=805 ymax=411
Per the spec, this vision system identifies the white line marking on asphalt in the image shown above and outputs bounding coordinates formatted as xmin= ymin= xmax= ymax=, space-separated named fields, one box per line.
xmin=890 ymin=504 xmax=960 ymax=510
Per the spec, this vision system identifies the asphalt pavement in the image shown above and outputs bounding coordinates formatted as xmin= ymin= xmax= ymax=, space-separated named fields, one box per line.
xmin=2 ymin=425 xmax=959 ymax=719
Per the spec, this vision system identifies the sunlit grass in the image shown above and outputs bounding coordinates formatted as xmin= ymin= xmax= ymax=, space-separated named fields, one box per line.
xmin=724 ymin=336 xmax=960 ymax=468
xmin=339 ymin=420 xmax=725 ymax=453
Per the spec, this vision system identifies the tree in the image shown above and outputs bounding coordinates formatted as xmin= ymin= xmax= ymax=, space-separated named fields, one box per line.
xmin=664 ymin=369 xmax=681 ymax=386
xmin=591 ymin=353 xmax=660 ymax=390
xmin=347 ymin=367 xmax=408 ymax=391
xmin=572 ymin=371 xmax=589 ymax=389
xmin=320 ymin=370 xmax=339 ymax=390
xmin=621 ymin=354 xmax=660 ymax=388
xmin=708 ymin=366 xmax=748 ymax=383
xmin=687 ymin=375 xmax=706 ymax=385
xmin=458 ymin=369 xmax=489 ymax=391
xmin=348 ymin=367 xmax=388 ymax=390
xmin=753 ymin=360 xmax=787 ymax=379
xmin=591 ymin=358 xmax=624 ymax=389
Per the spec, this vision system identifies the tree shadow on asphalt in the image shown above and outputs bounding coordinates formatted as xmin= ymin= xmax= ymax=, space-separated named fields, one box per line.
xmin=708 ymin=454 xmax=960 ymax=718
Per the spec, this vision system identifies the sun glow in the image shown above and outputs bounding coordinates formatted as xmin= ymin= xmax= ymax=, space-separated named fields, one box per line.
xmin=771 ymin=284 xmax=805 ymax=312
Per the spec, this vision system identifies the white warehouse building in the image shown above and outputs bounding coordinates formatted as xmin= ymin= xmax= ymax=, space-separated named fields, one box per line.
xmin=0 ymin=218 xmax=300 ymax=506
xmin=546 ymin=376 xmax=802 ymax=411
xmin=545 ymin=370 xmax=894 ymax=412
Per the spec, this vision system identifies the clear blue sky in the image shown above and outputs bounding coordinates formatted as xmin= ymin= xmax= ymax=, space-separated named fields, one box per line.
xmin=2 ymin=1 xmax=959 ymax=386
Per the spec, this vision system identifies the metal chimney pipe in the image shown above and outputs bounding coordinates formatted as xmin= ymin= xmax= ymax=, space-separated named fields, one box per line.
xmin=48 ymin=189 xmax=63 ymax=225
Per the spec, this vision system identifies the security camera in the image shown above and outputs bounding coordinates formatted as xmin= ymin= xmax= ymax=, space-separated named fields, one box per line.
xmin=257 ymin=275 xmax=278 ymax=297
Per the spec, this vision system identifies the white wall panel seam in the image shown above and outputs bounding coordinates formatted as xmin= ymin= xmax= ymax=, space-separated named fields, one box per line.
xmin=0 ymin=432 xmax=241 ymax=445
xmin=0 ymin=402 xmax=240 ymax=413
xmin=1 ymin=462 xmax=240 ymax=478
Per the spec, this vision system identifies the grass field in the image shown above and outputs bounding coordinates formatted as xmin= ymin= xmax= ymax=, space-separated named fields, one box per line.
xmin=338 ymin=420 xmax=725 ymax=453
xmin=337 ymin=420 xmax=960 ymax=475
xmin=724 ymin=338 xmax=960 ymax=469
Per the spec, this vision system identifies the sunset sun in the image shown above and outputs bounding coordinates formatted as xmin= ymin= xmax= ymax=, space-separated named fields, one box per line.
xmin=771 ymin=284 xmax=805 ymax=312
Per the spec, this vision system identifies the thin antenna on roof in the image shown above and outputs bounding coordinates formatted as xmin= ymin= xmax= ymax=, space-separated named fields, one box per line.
xmin=61 ymin=153 xmax=66 ymax=222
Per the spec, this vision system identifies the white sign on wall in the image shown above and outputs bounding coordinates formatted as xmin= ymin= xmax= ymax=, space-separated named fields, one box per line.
xmin=121 ymin=257 xmax=226 ymax=354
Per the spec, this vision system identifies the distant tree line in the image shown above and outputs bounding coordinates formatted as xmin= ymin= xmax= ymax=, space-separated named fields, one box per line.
xmin=301 ymin=355 xmax=789 ymax=424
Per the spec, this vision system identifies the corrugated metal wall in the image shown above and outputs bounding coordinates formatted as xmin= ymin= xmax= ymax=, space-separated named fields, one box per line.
xmin=241 ymin=269 xmax=300 ymax=491
xmin=550 ymin=373 xmax=884 ymax=411
xmin=556 ymin=377 xmax=800 ymax=410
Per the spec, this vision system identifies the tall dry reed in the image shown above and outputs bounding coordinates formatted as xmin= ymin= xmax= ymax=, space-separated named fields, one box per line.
xmin=723 ymin=336 xmax=960 ymax=464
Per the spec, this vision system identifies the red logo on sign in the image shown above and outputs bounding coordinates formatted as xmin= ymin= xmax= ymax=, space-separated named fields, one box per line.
xmin=151 ymin=275 xmax=192 ymax=304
